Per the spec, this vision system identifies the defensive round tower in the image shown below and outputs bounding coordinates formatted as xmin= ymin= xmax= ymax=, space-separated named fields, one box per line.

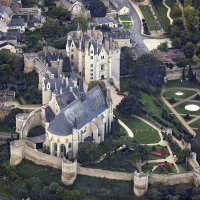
xmin=133 ymin=171 xmax=149 ymax=197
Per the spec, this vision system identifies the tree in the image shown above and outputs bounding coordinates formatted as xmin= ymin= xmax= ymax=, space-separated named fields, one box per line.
xmin=42 ymin=19 xmax=63 ymax=38
xmin=157 ymin=42 xmax=169 ymax=52
xmin=182 ymin=42 xmax=195 ymax=58
xmin=172 ymin=4 xmax=182 ymax=18
xmin=188 ymin=65 xmax=195 ymax=82
xmin=116 ymin=95 xmax=144 ymax=116
xmin=88 ymin=81 xmax=107 ymax=97
xmin=48 ymin=6 xmax=71 ymax=24
xmin=87 ymin=0 xmax=107 ymax=17
xmin=120 ymin=47 xmax=136 ymax=76
xmin=133 ymin=54 xmax=166 ymax=87
xmin=176 ymin=58 xmax=189 ymax=68
xmin=171 ymin=38 xmax=182 ymax=49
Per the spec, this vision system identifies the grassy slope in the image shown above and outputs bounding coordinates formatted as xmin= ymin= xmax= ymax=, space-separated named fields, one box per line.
xmin=153 ymin=2 xmax=170 ymax=30
xmin=139 ymin=5 xmax=157 ymax=30
xmin=115 ymin=111 xmax=160 ymax=144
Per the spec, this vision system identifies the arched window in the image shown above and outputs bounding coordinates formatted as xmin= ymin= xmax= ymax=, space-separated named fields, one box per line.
xmin=71 ymin=54 xmax=74 ymax=60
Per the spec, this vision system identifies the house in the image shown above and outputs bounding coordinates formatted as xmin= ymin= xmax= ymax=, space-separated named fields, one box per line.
xmin=108 ymin=31 xmax=133 ymax=48
xmin=59 ymin=0 xmax=91 ymax=19
xmin=0 ymin=42 xmax=20 ymax=53
xmin=66 ymin=24 xmax=120 ymax=89
xmin=96 ymin=16 xmax=118 ymax=28
xmin=117 ymin=4 xmax=130 ymax=16
xmin=0 ymin=5 xmax=13 ymax=32
xmin=8 ymin=17 xmax=27 ymax=33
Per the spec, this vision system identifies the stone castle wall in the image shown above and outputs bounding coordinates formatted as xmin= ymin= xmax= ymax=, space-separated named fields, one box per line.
xmin=10 ymin=140 xmax=200 ymax=198
xmin=78 ymin=166 xmax=132 ymax=181
xmin=10 ymin=140 xmax=77 ymax=185
xmin=19 ymin=107 xmax=44 ymax=139
xmin=166 ymin=66 xmax=200 ymax=80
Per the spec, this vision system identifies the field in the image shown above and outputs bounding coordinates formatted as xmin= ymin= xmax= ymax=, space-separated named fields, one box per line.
xmin=115 ymin=111 xmax=161 ymax=144
xmin=139 ymin=5 xmax=159 ymax=31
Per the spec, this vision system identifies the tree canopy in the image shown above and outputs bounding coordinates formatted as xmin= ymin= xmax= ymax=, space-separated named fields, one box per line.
xmin=133 ymin=54 xmax=166 ymax=88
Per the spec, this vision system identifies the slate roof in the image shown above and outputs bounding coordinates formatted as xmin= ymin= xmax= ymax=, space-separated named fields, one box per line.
xmin=0 ymin=6 xmax=13 ymax=16
xmin=48 ymin=85 xmax=108 ymax=136
xmin=96 ymin=16 xmax=117 ymax=25
xmin=9 ymin=17 xmax=25 ymax=26
xmin=56 ymin=91 xmax=76 ymax=110
xmin=109 ymin=31 xmax=130 ymax=39
xmin=45 ymin=106 xmax=55 ymax=122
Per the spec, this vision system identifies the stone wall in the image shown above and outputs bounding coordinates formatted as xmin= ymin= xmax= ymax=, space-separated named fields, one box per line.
xmin=20 ymin=108 xmax=44 ymax=139
xmin=10 ymin=140 xmax=77 ymax=185
xmin=166 ymin=66 xmax=200 ymax=80
xmin=78 ymin=166 xmax=132 ymax=181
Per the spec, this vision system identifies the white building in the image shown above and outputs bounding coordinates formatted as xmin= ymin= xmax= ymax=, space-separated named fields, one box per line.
xmin=117 ymin=4 xmax=130 ymax=16
xmin=59 ymin=0 xmax=91 ymax=19
xmin=66 ymin=24 xmax=120 ymax=89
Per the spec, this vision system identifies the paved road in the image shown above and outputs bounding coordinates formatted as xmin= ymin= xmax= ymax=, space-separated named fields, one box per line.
xmin=126 ymin=0 xmax=150 ymax=57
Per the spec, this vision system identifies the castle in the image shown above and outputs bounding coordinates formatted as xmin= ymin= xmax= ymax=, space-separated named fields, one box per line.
xmin=66 ymin=24 xmax=120 ymax=89
xmin=40 ymin=69 xmax=113 ymax=160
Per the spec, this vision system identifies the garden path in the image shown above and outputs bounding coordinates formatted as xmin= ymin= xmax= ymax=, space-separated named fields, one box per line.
xmin=118 ymin=119 xmax=134 ymax=138
xmin=163 ymin=0 xmax=173 ymax=24
xmin=161 ymin=88 xmax=197 ymax=136
xmin=188 ymin=115 xmax=200 ymax=125
xmin=133 ymin=116 xmax=180 ymax=172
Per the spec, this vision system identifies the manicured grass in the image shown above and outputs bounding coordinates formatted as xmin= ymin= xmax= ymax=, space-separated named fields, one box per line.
xmin=165 ymin=80 xmax=200 ymax=89
xmin=139 ymin=5 xmax=159 ymax=31
xmin=153 ymin=2 xmax=170 ymax=31
xmin=119 ymin=15 xmax=132 ymax=22
xmin=121 ymin=22 xmax=132 ymax=29
xmin=115 ymin=111 xmax=161 ymax=144
xmin=147 ymin=145 xmax=169 ymax=160
xmin=190 ymin=119 xmax=200 ymax=129
xmin=163 ymin=89 xmax=197 ymax=99
xmin=120 ymin=78 xmax=130 ymax=92
xmin=140 ymin=92 xmax=161 ymax=117
xmin=174 ymin=102 xmax=200 ymax=115
xmin=142 ymin=162 xmax=176 ymax=174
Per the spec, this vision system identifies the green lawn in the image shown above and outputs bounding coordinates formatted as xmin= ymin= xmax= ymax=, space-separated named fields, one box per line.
xmin=174 ymin=102 xmax=200 ymax=115
xmin=190 ymin=119 xmax=200 ymax=129
xmin=163 ymin=89 xmax=197 ymax=99
xmin=153 ymin=2 xmax=170 ymax=31
xmin=139 ymin=5 xmax=159 ymax=31
xmin=147 ymin=145 xmax=169 ymax=160
xmin=121 ymin=22 xmax=132 ymax=29
xmin=140 ymin=92 xmax=161 ymax=117
xmin=115 ymin=111 xmax=161 ymax=144
xmin=165 ymin=80 xmax=200 ymax=89
xmin=142 ymin=162 xmax=176 ymax=174
xmin=120 ymin=78 xmax=130 ymax=92
xmin=119 ymin=15 xmax=132 ymax=22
